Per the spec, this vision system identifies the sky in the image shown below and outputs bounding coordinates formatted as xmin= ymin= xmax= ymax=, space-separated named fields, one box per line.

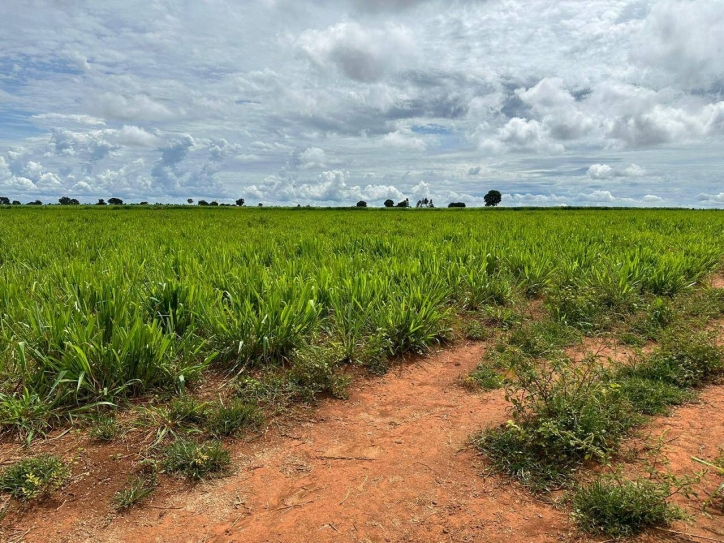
xmin=0 ymin=0 xmax=723 ymax=207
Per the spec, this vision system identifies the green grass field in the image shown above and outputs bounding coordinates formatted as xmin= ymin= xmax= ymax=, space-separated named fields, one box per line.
xmin=2 ymin=207 xmax=724 ymax=437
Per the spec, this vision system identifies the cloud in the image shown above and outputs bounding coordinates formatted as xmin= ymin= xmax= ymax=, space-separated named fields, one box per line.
xmin=297 ymin=21 xmax=415 ymax=82
xmin=381 ymin=129 xmax=427 ymax=151
xmin=587 ymin=163 xmax=647 ymax=179
xmin=298 ymin=147 xmax=327 ymax=169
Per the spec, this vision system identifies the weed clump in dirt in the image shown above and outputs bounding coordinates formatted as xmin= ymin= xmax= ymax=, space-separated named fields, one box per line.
xmin=207 ymin=400 xmax=263 ymax=437
xmin=572 ymin=475 xmax=684 ymax=537
xmin=89 ymin=414 xmax=120 ymax=441
xmin=0 ymin=455 xmax=70 ymax=500
xmin=474 ymin=355 xmax=639 ymax=491
xmin=113 ymin=473 xmax=157 ymax=510
xmin=163 ymin=439 xmax=230 ymax=480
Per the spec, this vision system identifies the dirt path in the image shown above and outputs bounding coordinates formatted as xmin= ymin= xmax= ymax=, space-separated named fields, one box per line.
xmin=3 ymin=342 xmax=571 ymax=543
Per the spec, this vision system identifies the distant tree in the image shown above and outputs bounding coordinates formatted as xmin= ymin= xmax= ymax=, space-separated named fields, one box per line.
xmin=235 ymin=198 xmax=245 ymax=207
xmin=139 ymin=201 xmax=149 ymax=206
xmin=210 ymin=201 xmax=219 ymax=206
xmin=0 ymin=197 xmax=9 ymax=205
xmin=384 ymin=199 xmax=395 ymax=208
xmin=416 ymin=198 xmax=434 ymax=208
xmin=396 ymin=198 xmax=410 ymax=208
xmin=448 ymin=202 xmax=466 ymax=208
xmin=96 ymin=199 xmax=107 ymax=206
xmin=59 ymin=196 xmax=73 ymax=205
xmin=187 ymin=198 xmax=193 ymax=204
xmin=11 ymin=200 xmax=21 ymax=205
xmin=258 ymin=203 xmax=263 ymax=207
xmin=484 ymin=190 xmax=502 ymax=207
xmin=356 ymin=200 xmax=367 ymax=208
xmin=198 ymin=200 xmax=209 ymax=206
xmin=27 ymin=200 xmax=42 ymax=205
xmin=108 ymin=197 xmax=124 ymax=205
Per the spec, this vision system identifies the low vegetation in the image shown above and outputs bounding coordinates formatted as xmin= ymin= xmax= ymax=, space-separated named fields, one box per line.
xmin=0 ymin=455 xmax=70 ymax=500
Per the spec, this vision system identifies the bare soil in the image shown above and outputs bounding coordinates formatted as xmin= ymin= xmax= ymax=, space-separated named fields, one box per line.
xmin=2 ymin=336 xmax=723 ymax=543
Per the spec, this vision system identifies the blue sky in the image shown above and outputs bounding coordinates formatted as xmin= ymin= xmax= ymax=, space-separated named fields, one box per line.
xmin=1 ymin=0 xmax=723 ymax=206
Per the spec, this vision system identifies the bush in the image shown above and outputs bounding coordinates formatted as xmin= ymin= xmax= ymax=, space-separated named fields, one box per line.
xmin=163 ymin=439 xmax=230 ymax=480
xmin=573 ymin=475 xmax=683 ymax=537
xmin=0 ymin=455 xmax=70 ymax=500
xmin=475 ymin=356 xmax=639 ymax=491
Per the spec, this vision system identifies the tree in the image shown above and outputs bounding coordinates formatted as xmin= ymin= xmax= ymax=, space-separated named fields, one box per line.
xmin=448 ymin=202 xmax=466 ymax=208
xmin=11 ymin=200 xmax=21 ymax=205
xmin=198 ymin=200 xmax=209 ymax=206
xmin=356 ymin=200 xmax=367 ymax=208
xmin=236 ymin=198 xmax=245 ymax=207
xmin=187 ymin=198 xmax=194 ymax=204
xmin=58 ymin=196 xmax=79 ymax=205
xmin=396 ymin=198 xmax=410 ymax=208
xmin=139 ymin=201 xmax=149 ymax=206
xmin=27 ymin=200 xmax=42 ymax=205
xmin=210 ymin=201 xmax=219 ymax=206
xmin=258 ymin=203 xmax=263 ymax=207
xmin=108 ymin=197 xmax=124 ymax=205
xmin=0 ymin=197 xmax=9 ymax=205
xmin=96 ymin=199 xmax=107 ymax=206
xmin=384 ymin=199 xmax=395 ymax=208
xmin=484 ymin=190 xmax=502 ymax=207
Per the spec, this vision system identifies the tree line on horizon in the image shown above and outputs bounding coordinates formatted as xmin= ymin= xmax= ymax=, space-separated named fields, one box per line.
xmin=0 ymin=190 xmax=503 ymax=208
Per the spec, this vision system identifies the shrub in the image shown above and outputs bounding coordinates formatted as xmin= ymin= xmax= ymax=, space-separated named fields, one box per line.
xmin=475 ymin=356 xmax=639 ymax=490
xmin=164 ymin=439 xmax=230 ymax=480
xmin=573 ymin=475 xmax=683 ymax=537
xmin=0 ymin=455 xmax=70 ymax=500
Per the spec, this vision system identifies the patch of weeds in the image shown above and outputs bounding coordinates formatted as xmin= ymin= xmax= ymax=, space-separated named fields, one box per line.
xmin=621 ymin=330 xmax=723 ymax=389
xmin=463 ymin=363 xmax=504 ymax=391
xmin=481 ymin=306 xmax=521 ymax=330
xmin=89 ymin=414 xmax=120 ymax=442
xmin=207 ymin=400 xmax=262 ymax=438
xmin=287 ymin=344 xmax=351 ymax=401
xmin=113 ymin=473 xmax=157 ymax=510
xmin=692 ymin=450 xmax=724 ymax=512
xmin=617 ymin=376 xmax=693 ymax=415
xmin=167 ymin=396 xmax=208 ymax=426
xmin=508 ymin=319 xmax=581 ymax=358
xmin=572 ymin=474 xmax=684 ymax=537
xmin=164 ymin=439 xmax=231 ymax=480
xmin=474 ymin=355 xmax=640 ymax=491
xmin=0 ymin=389 xmax=54 ymax=444
xmin=0 ymin=455 xmax=70 ymax=500
xmin=462 ymin=320 xmax=491 ymax=341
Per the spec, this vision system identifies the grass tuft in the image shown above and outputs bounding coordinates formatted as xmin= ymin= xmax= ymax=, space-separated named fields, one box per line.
xmin=163 ymin=439 xmax=231 ymax=480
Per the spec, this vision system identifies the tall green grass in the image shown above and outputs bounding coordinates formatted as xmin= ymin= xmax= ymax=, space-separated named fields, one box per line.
xmin=1 ymin=207 xmax=724 ymax=437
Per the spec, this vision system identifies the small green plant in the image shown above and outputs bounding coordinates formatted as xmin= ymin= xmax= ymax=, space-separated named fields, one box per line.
xmin=89 ymin=414 xmax=120 ymax=441
xmin=167 ymin=396 xmax=209 ymax=425
xmin=163 ymin=439 xmax=230 ymax=480
xmin=207 ymin=400 xmax=262 ymax=437
xmin=692 ymin=451 xmax=724 ymax=512
xmin=464 ymin=363 xmax=504 ymax=390
xmin=0 ymin=455 xmax=70 ymax=500
xmin=572 ymin=475 xmax=684 ymax=537
xmin=462 ymin=320 xmax=491 ymax=341
xmin=113 ymin=473 xmax=157 ymax=510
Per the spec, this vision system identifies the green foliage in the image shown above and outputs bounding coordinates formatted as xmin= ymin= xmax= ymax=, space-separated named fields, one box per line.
xmin=1 ymin=208 xmax=724 ymax=436
xmin=572 ymin=475 xmax=683 ymax=537
xmin=620 ymin=330 xmax=723 ymax=389
xmin=89 ymin=414 xmax=120 ymax=441
xmin=617 ymin=377 xmax=693 ymax=415
xmin=0 ymin=455 xmax=70 ymax=500
xmin=464 ymin=363 xmax=504 ymax=390
xmin=163 ymin=439 xmax=231 ymax=480
xmin=207 ymin=400 xmax=262 ymax=437
xmin=475 ymin=356 xmax=639 ymax=491
xmin=113 ymin=473 xmax=157 ymax=510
